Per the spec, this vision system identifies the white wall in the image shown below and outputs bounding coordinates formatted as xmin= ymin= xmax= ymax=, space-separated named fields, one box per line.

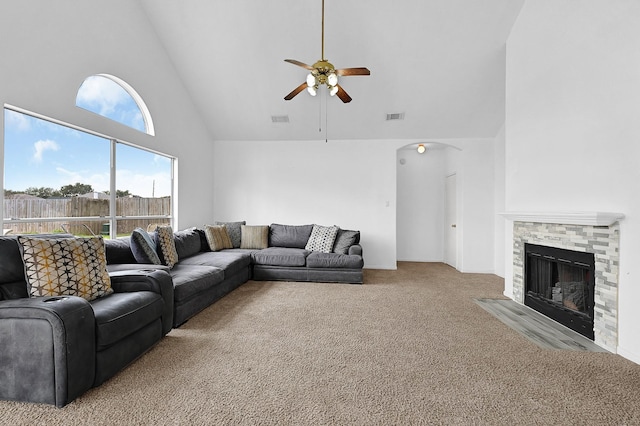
xmin=505 ymin=0 xmax=640 ymax=363
xmin=213 ymin=139 xmax=398 ymax=269
xmin=396 ymin=146 xmax=446 ymax=262
xmin=0 ymin=0 xmax=214 ymax=230
xmin=214 ymin=138 xmax=496 ymax=272
xmin=457 ymin=139 xmax=496 ymax=273
xmin=493 ymin=125 xmax=506 ymax=277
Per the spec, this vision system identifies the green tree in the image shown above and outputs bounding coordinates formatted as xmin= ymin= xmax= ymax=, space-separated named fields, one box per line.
xmin=24 ymin=186 xmax=60 ymax=198
xmin=59 ymin=183 xmax=93 ymax=197
xmin=104 ymin=189 xmax=134 ymax=197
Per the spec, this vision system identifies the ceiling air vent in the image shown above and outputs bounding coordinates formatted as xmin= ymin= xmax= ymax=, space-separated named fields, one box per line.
xmin=386 ymin=112 xmax=405 ymax=121
xmin=271 ymin=115 xmax=290 ymax=123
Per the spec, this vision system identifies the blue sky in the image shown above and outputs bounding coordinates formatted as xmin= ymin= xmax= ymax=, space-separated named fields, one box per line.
xmin=4 ymin=82 xmax=171 ymax=198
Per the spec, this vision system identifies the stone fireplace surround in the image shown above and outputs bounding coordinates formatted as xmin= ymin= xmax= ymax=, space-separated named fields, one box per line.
xmin=502 ymin=212 xmax=624 ymax=353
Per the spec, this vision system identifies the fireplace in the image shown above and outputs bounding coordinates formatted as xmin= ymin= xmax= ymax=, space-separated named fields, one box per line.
xmin=502 ymin=212 xmax=623 ymax=352
xmin=525 ymin=243 xmax=595 ymax=339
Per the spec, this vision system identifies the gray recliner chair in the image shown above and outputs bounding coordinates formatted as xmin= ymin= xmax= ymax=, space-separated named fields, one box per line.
xmin=0 ymin=234 xmax=174 ymax=407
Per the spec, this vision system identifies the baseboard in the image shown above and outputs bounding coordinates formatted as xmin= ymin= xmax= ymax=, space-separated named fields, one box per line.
xmin=364 ymin=264 xmax=397 ymax=270
xmin=617 ymin=346 xmax=640 ymax=365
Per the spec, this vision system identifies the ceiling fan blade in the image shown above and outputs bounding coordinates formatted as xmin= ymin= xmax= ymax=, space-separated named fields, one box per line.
xmin=336 ymin=67 xmax=370 ymax=76
xmin=335 ymin=85 xmax=352 ymax=103
xmin=284 ymin=59 xmax=314 ymax=70
xmin=284 ymin=82 xmax=308 ymax=101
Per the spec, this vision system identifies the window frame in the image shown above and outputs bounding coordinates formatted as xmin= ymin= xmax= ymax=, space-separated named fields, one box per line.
xmin=76 ymin=73 xmax=155 ymax=136
xmin=2 ymin=104 xmax=174 ymax=238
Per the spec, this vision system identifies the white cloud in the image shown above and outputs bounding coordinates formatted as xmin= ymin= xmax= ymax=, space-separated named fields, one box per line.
xmin=76 ymin=75 xmax=129 ymax=116
xmin=56 ymin=167 xmax=110 ymax=193
xmin=5 ymin=109 xmax=31 ymax=131
xmin=33 ymin=139 xmax=60 ymax=163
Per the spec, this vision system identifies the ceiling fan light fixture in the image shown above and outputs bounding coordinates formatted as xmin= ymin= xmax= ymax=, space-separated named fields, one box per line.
xmin=306 ymin=73 xmax=316 ymax=87
xmin=327 ymin=72 xmax=338 ymax=86
xmin=307 ymin=86 xmax=317 ymax=96
xmin=329 ymin=85 xmax=338 ymax=96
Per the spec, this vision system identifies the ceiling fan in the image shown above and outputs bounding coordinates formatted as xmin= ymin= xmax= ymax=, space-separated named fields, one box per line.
xmin=284 ymin=0 xmax=370 ymax=104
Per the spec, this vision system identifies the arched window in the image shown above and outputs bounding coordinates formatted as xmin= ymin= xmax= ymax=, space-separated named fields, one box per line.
xmin=76 ymin=74 xmax=155 ymax=135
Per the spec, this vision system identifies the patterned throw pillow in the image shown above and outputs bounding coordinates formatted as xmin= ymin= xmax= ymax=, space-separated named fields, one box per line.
xmin=18 ymin=236 xmax=113 ymax=302
xmin=305 ymin=224 xmax=339 ymax=253
xmin=214 ymin=221 xmax=245 ymax=248
xmin=154 ymin=225 xmax=179 ymax=269
xmin=130 ymin=227 xmax=161 ymax=264
xmin=204 ymin=224 xmax=233 ymax=251
xmin=240 ymin=225 xmax=269 ymax=249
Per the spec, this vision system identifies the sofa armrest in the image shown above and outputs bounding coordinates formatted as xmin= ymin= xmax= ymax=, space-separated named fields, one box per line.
xmin=348 ymin=244 xmax=363 ymax=257
xmin=0 ymin=296 xmax=95 ymax=407
xmin=109 ymin=269 xmax=174 ymax=335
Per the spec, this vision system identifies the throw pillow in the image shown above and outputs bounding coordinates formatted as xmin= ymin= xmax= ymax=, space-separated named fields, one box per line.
xmin=204 ymin=224 xmax=233 ymax=251
xmin=305 ymin=224 xmax=339 ymax=253
xmin=154 ymin=225 xmax=179 ymax=269
xmin=214 ymin=221 xmax=245 ymax=248
xmin=130 ymin=227 xmax=161 ymax=265
xmin=18 ymin=236 xmax=113 ymax=302
xmin=332 ymin=229 xmax=360 ymax=255
xmin=240 ymin=225 xmax=269 ymax=249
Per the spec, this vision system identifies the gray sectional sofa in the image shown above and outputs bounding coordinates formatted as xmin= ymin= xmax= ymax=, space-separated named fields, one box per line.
xmin=0 ymin=223 xmax=363 ymax=407
xmin=104 ymin=224 xmax=364 ymax=327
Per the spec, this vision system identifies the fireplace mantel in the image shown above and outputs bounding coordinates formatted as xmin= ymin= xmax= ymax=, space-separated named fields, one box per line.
xmin=500 ymin=211 xmax=624 ymax=227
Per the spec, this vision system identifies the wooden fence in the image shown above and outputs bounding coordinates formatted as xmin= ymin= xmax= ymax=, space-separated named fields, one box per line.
xmin=3 ymin=197 xmax=170 ymax=236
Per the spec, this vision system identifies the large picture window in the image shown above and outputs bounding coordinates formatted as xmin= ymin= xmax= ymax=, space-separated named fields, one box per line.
xmin=3 ymin=107 xmax=173 ymax=237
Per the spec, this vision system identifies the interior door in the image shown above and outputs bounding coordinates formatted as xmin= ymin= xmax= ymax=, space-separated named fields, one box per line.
xmin=444 ymin=173 xmax=457 ymax=268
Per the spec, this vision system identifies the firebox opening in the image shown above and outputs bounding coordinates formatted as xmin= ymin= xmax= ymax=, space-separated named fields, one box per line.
xmin=524 ymin=243 xmax=595 ymax=340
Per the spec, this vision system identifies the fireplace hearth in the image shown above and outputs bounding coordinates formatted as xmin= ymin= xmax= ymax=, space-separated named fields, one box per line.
xmin=525 ymin=243 xmax=595 ymax=339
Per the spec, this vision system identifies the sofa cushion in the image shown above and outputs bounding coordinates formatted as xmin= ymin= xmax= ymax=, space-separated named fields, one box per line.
xmin=305 ymin=225 xmax=339 ymax=253
xmin=169 ymin=264 xmax=225 ymax=303
xmin=332 ymin=229 xmax=361 ymax=255
xmin=306 ymin=252 xmax=364 ymax=269
xmin=130 ymin=228 xmax=161 ymax=265
xmin=269 ymin=224 xmax=314 ymax=249
xmin=154 ymin=225 xmax=179 ymax=269
xmin=18 ymin=236 xmax=113 ymax=302
xmin=0 ymin=237 xmax=27 ymax=285
xmin=178 ymin=251 xmax=251 ymax=277
xmin=252 ymin=247 xmax=310 ymax=267
xmin=91 ymin=291 xmax=164 ymax=351
xmin=104 ymin=237 xmax=136 ymax=264
xmin=240 ymin=225 xmax=269 ymax=249
xmin=174 ymin=227 xmax=202 ymax=260
xmin=204 ymin=225 xmax=233 ymax=251
xmin=214 ymin=221 xmax=246 ymax=248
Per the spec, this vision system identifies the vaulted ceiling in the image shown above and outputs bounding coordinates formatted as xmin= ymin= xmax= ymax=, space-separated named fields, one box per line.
xmin=140 ymin=0 xmax=524 ymax=142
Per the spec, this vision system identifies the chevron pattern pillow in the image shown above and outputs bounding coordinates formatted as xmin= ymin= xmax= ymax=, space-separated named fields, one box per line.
xmin=18 ymin=236 xmax=113 ymax=302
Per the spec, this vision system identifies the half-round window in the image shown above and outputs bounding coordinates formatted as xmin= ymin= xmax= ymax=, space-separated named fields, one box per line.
xmin=76 ymin=74 xmax=155 ymax=135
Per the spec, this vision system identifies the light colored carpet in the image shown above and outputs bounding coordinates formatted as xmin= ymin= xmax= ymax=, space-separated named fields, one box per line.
xmin=2 ymin=262 xmax=640 ymax=425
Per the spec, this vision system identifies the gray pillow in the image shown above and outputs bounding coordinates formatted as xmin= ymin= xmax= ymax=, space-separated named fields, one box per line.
xmin=269 ymin=224 xmax=314 ymax=248
xmin=173 ymin=227 xmax=202 ymax=259
xmin=130 ymin=227 xmax=161 ymax=264
xmin=214 ymin=221 xmax=245 ymax=248
xmin=333 ymin=229 xmax=360 ymax=254
xmin=103 ymin=237 xmax=136 ymax=264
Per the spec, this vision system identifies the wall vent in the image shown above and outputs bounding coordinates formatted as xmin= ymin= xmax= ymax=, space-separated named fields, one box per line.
xmin=271 ymin=115 xmax=290 ymax=123
xmin=386 ymin=112 xmax=405 ymax=121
